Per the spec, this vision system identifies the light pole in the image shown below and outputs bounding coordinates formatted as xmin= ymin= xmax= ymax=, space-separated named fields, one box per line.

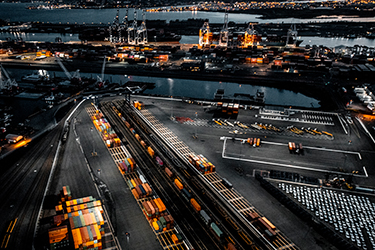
xmin=195 ymin=112 xmax=198 ymax=138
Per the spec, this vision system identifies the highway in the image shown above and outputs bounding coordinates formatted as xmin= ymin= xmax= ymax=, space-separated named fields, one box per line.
xmin=0 ymin=120 xmax=62 ymax=249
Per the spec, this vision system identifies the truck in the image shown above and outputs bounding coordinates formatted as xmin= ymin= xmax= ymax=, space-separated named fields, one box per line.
xmin=6 ymin=134 xmax=23 ymax=144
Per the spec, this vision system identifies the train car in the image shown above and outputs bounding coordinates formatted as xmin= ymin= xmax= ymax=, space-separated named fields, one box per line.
xmin=199 ymin=210 xmax=211 ymax=226
xmin=190 ymin=198 xmax=201 ymax=212
xmin=155 ymin=156 xmax=163 ymax=166
xmin=210 ymin=222 xmax=224 ymax=240
xmin=148 ymin=147 xmax=155 ymax=158
xmin=174 ymin=179 xmax=184 ymax=190
xmin=165 ymin=167 xmax=173 ymax=178
xmin=181 ymin=188 xmax=192 ymax=202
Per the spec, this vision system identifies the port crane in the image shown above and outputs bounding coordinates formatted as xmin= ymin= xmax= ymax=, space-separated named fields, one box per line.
xmin=219 ymin=12 xmax=229 ymax=47
xmin=199 ymin=21 xmax=211 ymax=47
xmin=0 ymin=64 xmax=18 ymax=90
xmin=136 ymin=10 xmax=147 ymax=45
xmin=96 ymin=56 xmax=107 ymax=88
xmin=244 ymin=23 xmax=257 ymax=47
xmin=119 ymin=8 xmax=129 ymax=43
xmin=127 ymin=9 xmax=138 ymax=45
xmin=109 ymin=8 xmax=121 ymax=43
xmin=286 ymin=24 xmax=298 ymax=47
xmin=55 ymin=55 xmax=81 ymax=83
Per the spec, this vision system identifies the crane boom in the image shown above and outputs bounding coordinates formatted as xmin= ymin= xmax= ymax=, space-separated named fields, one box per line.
xmin=0 ymin=64 xmax=11 ymax=80
xmin=55 ymin=55 xmax=72 ymax=80
xmin=101 ymin=56 xmax=106 ymax=81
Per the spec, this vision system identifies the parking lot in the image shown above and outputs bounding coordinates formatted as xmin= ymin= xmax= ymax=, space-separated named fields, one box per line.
xmin=279 ymin=183 xmax=375 ymax=250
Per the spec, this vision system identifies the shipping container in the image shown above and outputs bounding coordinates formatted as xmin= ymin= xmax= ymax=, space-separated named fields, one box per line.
xmin=165 ymin=167 xmax=173 ymax=177
xmin=154 ymin=198 xmax=166 ymax=212
xmin=261 ymin=217 xmax=276 ymax=230
xmin=155 ymin=156 xmax=163 ymax=166
xmin=181 ymin=188 xmax=192 ymax=202
xmin=148 ymin=147 xmax=155 ymax=158
xmin=199 ymin=210 xmax=211 ymax=225
xmin=190 ymin=198 xmax=201 ymax=212
xmin=139 ymin=175 xmax=146 ymax=184
xmin=210 ymin=222 xmax=224 ymax=239
xmin=174 ymin=179 xmax=184 ymax=190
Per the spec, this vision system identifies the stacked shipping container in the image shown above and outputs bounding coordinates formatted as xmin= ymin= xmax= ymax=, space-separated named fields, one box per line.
xmin=118 ymin=157 xmax=137 ymax=174
xmin=188 ymin=153 xmax=216 ymax=174
xmin=91 ymin=114 xmax=121 ymax=148
xmin=48 ymin=187 xmax=106 ymax=250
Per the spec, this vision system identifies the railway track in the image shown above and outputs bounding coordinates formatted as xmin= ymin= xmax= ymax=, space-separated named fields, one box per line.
xmin=113 ymin=99 xmax=300 ymax=250
xmin=107 ymin=100 xmax=252 ymax=249
xmin=101 ymin=102 xmax=219 ymax=250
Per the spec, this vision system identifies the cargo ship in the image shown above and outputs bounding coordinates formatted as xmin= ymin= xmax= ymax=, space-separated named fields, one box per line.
xmin=214 ymin=88 xmax=265 ymax=104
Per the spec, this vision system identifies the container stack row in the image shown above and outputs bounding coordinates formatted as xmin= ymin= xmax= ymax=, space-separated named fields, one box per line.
xmin=49 ymin=225 xmax=69 ymax=250
xmin=133 ymin=100 xmax=144 ymax=110
xmin=141 ymin=198 xmax=167 ymax=219
xmin=91 ymin=115 xmax=121 ymax=148
xmin=188 ymin=153 xmax=216 ymax=174
xmin=128 ymin=176 xmax=153 ymax=199
xmin=118 ymin=157 xmax=137 ymax=174
xmin=48 ymin=186 xmax=106 ymax=250
xmin=217 ymin=102 xmax=240 ymax=115
xmin=150 ymin=212 xmax=175 ymax=233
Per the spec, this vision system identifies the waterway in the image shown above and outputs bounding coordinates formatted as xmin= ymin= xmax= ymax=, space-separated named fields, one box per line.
xmin=6 ymin=68 xmax=320 ymax=108
xmin=1 ymin=3 xmax=375 ymax=25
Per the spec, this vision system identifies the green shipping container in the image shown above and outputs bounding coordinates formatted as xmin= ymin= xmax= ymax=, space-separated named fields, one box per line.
xmin=159 ymin=217 xmax=167 ymax=228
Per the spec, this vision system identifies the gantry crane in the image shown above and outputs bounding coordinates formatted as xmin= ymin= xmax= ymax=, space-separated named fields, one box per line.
xmin=199 ymin=21 xmax=211 ymax=47
xmin=286 ymin=24 xmax=298 ymax=47
xmin=136 ymin=10 xmax=147 ymax=45
xmin=219 ymin=12 xmax=229 ymax=47
xmin=244 ymin=23 xmax=257 ymax=47
xmin=127 ymin=9 xmax=138 ymax=45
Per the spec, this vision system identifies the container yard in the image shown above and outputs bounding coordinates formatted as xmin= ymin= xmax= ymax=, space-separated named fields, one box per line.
xmin=47 ymin=186 xmax=105 ymax=250
xmin=85 ymin=104 xmax=194 ymax=250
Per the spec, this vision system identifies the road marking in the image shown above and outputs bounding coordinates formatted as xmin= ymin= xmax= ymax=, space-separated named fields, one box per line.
xmin=222 ymin=137 xmax=366 ymax=177
xmin=337 ymin=114 xmax=348 ymax=135
xmin=356 ymin=117 xmax=375 ymax=145
xmin=363 ymin=166 xmax=368 ymax=177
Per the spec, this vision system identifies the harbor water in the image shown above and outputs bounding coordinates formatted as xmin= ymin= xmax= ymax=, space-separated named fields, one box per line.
xmin=6 ymin=68 xmax=320 ymax=108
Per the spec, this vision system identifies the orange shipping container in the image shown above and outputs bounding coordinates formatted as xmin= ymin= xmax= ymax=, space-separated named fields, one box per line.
xmin=148 ymin=147 xmax=154 ymax=158
xmin=190 ymin=198 xmax=201 ymax=212
xmin=174 ymin=179 xmax=183 ymax=190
